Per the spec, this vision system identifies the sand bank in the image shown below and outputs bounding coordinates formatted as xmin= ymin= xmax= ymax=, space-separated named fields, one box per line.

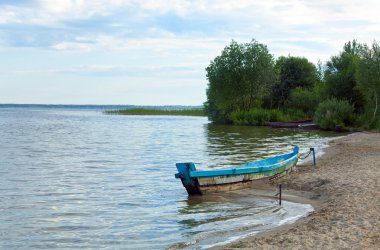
xmin=216 ymin=132 xmax=380 ymax=250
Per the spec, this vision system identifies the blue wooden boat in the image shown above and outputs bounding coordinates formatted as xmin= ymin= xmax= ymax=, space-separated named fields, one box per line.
xmin=175 ymin=146 xmax=299 ymax=195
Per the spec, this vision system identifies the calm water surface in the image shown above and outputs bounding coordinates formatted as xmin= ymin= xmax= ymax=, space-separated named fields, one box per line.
xmin=0 ymin=107 xmax=337 ymax=249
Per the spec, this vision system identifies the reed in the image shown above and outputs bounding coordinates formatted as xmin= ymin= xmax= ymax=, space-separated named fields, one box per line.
xmin=104 ymin=108 xmax=205 ymax=116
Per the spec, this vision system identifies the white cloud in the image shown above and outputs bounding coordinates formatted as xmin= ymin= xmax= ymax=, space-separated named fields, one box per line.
xmin=2 ymin=0 xmax=380 ymax=104
xmin=2 ymin=1 xmax=380 ymax=61
xmin=137 ymin=0 xmax=192 ymax=16
xmin=0 ymin=9 xmax=20 ymax=24
xmin=52 ymin=41 xmax=92 ymax=51
xmin=50 ymin=34 xmax=227 ymax=58
xmin=9 ymin=62 xmax=205 ymax=79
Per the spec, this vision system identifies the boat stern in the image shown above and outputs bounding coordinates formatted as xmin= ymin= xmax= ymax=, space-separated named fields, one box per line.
xmin=175 ymin=163 xmax=202 ymax=195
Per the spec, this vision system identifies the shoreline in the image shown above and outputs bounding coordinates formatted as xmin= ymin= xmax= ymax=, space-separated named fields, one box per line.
xmin=104 ymin=108 xmax=205 ymax=116
xmin=213 ymin=132 xmax=380 ymax=249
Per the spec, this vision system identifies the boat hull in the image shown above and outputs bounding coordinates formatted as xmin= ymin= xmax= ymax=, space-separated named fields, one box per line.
xmin=196 ymin=158 xmax=296 ymax=194
xmin=175 ymin=147 xmax=299 ymax=195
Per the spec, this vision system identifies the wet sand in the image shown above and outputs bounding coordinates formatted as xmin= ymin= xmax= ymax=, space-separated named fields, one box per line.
xmin=215 ymin=132 xmax=380 ymax=250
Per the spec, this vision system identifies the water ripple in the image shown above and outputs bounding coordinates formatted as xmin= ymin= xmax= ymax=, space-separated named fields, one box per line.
xmin=0 ymin=108 xmax=338 ymax=249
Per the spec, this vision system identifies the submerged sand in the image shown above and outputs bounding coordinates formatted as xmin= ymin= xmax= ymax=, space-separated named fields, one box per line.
xmin=217 ymin=132 xmax=380 ymax=250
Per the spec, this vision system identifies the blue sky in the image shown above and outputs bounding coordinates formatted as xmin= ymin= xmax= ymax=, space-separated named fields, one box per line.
xmin=1 ymin=0 xmax=379 ymax=105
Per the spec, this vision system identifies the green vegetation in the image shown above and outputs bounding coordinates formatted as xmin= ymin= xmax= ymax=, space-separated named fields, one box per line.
xmin=230 ymin=108 xmax=287 ymax=126
xmin=105 ymin=108 xmax=205 ymax=116
xmin=314 ymin=99 xmax=353 ymax=129
xmin=356 ymin=42 xmax=380 ymax=128
xmin=375 ymin=121 xmax=380 ymax=132
xmin=285 ymin=87 xmax=320 ymax=117
xmin=205 ymin=39 xmax=275 ymax=124
xmin=271 ymin=56 xmax=319 ymax=109
xmin=205 ymin=39 xmax=380 ymax=130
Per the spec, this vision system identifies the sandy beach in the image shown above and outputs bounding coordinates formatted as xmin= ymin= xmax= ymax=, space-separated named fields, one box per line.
xmin=217 ymin=132 xmax=380 ymax=250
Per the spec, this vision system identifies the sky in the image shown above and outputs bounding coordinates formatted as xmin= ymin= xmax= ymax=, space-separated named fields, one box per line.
xmin=0 ymin=0 xmax=379 ymax=105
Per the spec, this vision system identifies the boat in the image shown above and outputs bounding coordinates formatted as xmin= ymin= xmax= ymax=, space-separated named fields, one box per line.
xmin=175 ymin=146 xmax=299 ymax=195
xmin=265 ymin=119 xmax=319 ymax=130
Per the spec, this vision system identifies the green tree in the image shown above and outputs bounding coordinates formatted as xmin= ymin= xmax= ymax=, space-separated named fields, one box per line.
xmin=356 ymin=41 xmax=380 ymax=124
xmin=285 ymin=87 xmax=320 ymax=117
xmin=205 ymin=40 xmax=275 ymax=123
xmin=324 ymin=40 xmax=365 ymax=111
xmin=271 ymin=56 xmax=319 ymax=108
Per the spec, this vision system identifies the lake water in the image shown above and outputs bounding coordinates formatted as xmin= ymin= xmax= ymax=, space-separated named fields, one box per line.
xmin=0 ymin=107 xmax=337 ymax=249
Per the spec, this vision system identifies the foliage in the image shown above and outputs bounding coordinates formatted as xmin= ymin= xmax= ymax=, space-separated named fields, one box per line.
xmin=324 ymin=40 xmax=366 ymax=112
xmin=356 ymin=41 xmax=380 ymax=127
xmin=314 ymin=98 xmax=354 ymax=129
xmin=270 ymin=56 xmax=319 ymax=108
xmin=205 ymin=39 xmax=275 ymax=123
xmin=355 ymin=107 xmax=376 ymax=129
xmin=204 ymin=38 xmax=379 ymax=131
xmin=104 ymin=108 xmax=205 ymax=116
xmin=374 ymin=120 xmax=380 ymax=132
xmin=285 ymin=87 xmax=320 ymax=117
xmin=283 ymin=108 xmax=310 ymax=121
xmin=230 ymin=108 xmax=287 ymax=125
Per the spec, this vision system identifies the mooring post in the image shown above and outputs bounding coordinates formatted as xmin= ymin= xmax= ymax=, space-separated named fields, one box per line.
xmin=279 ymin=184 xmax=282 ymax=206
xmin=310 ymin=147 xmax=316 ymax=166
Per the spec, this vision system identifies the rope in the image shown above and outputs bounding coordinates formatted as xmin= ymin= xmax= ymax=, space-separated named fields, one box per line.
xmin=298 ymin=150 xmax=312 ymax=160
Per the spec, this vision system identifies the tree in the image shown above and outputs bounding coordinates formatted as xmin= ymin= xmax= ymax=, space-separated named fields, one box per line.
xmin=205 ymin=40 xmax=275 ymax=123
xmin=271 ymin=56 xmax=319 ymax=108
xmin=324 ymin=40 xmax=365 ymax=111
xmin=356 ymin=41 xmax=380 ymax=123
xmin=285 ymin=87 xmax=320 ymax=117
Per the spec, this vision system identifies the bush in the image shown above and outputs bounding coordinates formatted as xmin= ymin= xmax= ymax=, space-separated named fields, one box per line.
xmin=230 ymin=110 xmax=248 ymax=125
xmin=283 ymin=109 xmax=309 ymax=121
xmin=314 ymin=98 xmax=354 ymax=129
xmin=230 ymin=108 xmax=287 ymax=125
xmin=373 ymin=120 xmax=380 ymax=132
xmin=286 ymin=87 xmax=320 ymax=117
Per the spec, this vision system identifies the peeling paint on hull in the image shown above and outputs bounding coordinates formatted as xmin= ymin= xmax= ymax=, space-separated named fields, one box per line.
xmin=198 ymin=161 xmax=296 ymax=194
xmin=175 ymin=147 xmax=299 ymax=195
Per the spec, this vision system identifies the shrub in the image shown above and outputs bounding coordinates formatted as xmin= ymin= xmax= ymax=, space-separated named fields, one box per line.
xmin=373 ymin=120 xmax=380 ymax=132
xmin=245 ymin=109 xmax=269 ymax=125
xmin=314 ymin=98 xmax=354 ymax=129
xmin=372 ymin=119 xmax=380 ymax=130
xmin=286 ymin=87 xmax=320 ymax=117
xmin=375 ymin=120 xmax=380 ymax=132
xmin=230 ymin=110 xmax=248 ymax=125
xmin=355 ymin=103 xmax=380 ymax=130
xmin=230 ymin=108 xmax=286 ymax=125
xmin=268 ymin=109 xmax=287 ymax=122
xmin=283 ymin=109 xmax=308 ymax=121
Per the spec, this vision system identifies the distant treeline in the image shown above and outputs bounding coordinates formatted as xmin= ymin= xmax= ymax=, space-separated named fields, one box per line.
xmin=1 ymin=104 xmax=204 ymax=112
xmin=105 ymin=108 xmax=205 ymax=116
xmin=205 ymin=39 xmax=380 ymax=131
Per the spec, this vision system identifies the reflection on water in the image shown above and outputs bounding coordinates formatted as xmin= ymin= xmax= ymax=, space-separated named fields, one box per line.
xmin=203 ymin=123 xmax=336 ymax=169
xmin=0 ymin=107 xmax=336 ymax=249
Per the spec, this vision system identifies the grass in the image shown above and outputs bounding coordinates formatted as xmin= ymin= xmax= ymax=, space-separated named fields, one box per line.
xmin=230 ymin=108 xmax=309 ymax=126
xmin=104 ymin=108 xmax=206 ymax=116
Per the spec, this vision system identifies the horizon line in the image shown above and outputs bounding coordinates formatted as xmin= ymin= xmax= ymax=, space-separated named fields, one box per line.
xmin=0 ymin=103 xmax=204 ymax=107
